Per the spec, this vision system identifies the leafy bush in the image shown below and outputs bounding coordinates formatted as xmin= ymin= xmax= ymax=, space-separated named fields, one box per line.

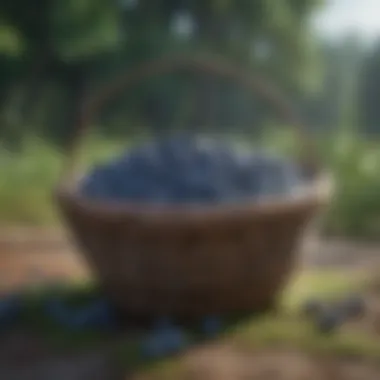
xmin=1 ymin=131 xmax=380 ymax=240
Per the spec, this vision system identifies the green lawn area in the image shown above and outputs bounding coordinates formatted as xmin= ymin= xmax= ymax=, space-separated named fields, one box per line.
xmin=0 ymin=136 xmax=128 ymax=225
xmin=16 ymin=268 xmax=380 ymax=374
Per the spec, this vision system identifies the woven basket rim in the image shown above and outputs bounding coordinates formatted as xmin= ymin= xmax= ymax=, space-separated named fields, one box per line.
xmin=56 ymin=172 xmax=333 ymax=224
xmin=60 ymin=54 xmax=319 ymax=187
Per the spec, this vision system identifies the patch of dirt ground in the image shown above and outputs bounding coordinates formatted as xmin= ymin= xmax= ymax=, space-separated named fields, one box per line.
xmin=1 ymin=228 xmax=380 ymax=379
xmin=158 ymin=345 xmax=380 ymax=380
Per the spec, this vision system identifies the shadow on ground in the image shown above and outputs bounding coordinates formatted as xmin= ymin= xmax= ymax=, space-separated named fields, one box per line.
xmin=1 ymin=229 xmax=380 ymax=379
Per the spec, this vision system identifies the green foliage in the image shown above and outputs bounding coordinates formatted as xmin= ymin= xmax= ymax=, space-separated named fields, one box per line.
xmin=322 ymin=135 xmax=380 ymax=238
xmin=1 ymin=130 xmax=380 ymax=241
xmin=0 ymin=140 xmax=61 ymax=225
xmin=0 ymin=20 xmax=24 ymax=56
xmin=261 ymin=129 xmax=380 ymax=239
xmin=358 ymin=41 xmax=380 ymax=135
xmin=1 ymin=0 xmax=378 ymax=239
xmin=51 ymin=0 xmax=122 ymax=62
xmin=0 ymin=136 xmax=128 ymax=225
xmin=0 ymin=0 xmax=323 ymax=148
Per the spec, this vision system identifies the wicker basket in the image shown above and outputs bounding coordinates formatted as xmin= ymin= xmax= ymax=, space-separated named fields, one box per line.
xmin=56 ymin=54 xmax=332 ymax=319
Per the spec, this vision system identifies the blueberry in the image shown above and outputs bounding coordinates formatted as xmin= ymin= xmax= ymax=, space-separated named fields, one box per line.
xmin=45 ymin=297 xmax=117 ymax=330
xmin=315 ymin=309 xmax=343 ymax=334
xmin=162 ymin=326 xmax=188 ymax=354
xmin=0 ymin=294 xmax=23 ymax=326
xmin=340 ymin=295 xmax=366 ymax=318
xmin=66 ymin=308 xmax=94 ymax=330
xmin=258 ymin=160 xmax=287 ymax=196
xmin=80 ymin=165 xmax=111 ymax=199
xmin=158 ymin=134 xmax=194 ymax=166
xmin=83 ymin=299 xmax=117 ymax=328
xmin=140 ymin=331 xmax=167 ymax=359
xmin=45 ymin=298 xmax=73 ymax=326
xmin=140 ymin=325 xmax=188 ymax=359
xmin=80 ymin=134 xmax=306 ymax=205
xmin=201 ymin=316 xmax=223 ymax=337
xmin=236 ymin=159 xmax=262 ymax=197
xmin=56 ymin=307 xmax=98 ymax=330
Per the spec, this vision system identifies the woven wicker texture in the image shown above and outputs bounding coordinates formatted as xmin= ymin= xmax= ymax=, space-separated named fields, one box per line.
xmin=56 ymin=54 xmax=331 ymax=318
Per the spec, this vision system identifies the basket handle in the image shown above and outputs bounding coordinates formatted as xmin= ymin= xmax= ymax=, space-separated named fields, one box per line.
xmin=60 ymin=52 xmax=318 ymax=185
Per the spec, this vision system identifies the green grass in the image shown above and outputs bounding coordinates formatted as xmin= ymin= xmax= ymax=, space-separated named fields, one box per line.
xmin=1 ymin=130 xmax=380 ymax=239
xmin=233 ymin=316 xmax=380 ymax=360
xmin=232 ymin=270 xmax=379 ymax=359
xmin=14 ymin=269 xmax=380 ymax=374
xmin=282 ymin=269 xmax=372 ymax=309
xmin=263 ymin=129 xmax=380 ymax=239
xmin=0 ymin=136 xmax=129 ymax=225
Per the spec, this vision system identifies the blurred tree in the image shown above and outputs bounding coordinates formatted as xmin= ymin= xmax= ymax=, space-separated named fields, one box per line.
xmin=358 ymin=41 xmax=380 ymax=136
xmin=113 ymin=0 xmax=325 ymax=132
xmin=0 ymin=0 xmax=324 ymax=146
xmin=0 ymin=0 xmax=122 ymax=147
xmin=299 ymin=34 xmax=367 ymax=134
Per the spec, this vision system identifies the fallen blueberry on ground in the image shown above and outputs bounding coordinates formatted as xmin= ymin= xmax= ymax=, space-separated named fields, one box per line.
xmin=161 ymin=325 xmax=189 ymax=355
xmin=45 ymin=297 xmax=118 ymax=330
xmin=0 ymin=294 xmax=23 ymax=327
xmin=315 ymin=308 xmax=344 ymax=334
xmin=340 ymin=295 xmax=366 ymax=319
xmin=80 ymin=299 xmax=118 ymax=329
xmin=140 ymin=324 xmax=188 ymax=359
xmin=140 ymin=330 xmax=168 ymax=359
xmin=201 ymin=316 xmax=223 ymax=337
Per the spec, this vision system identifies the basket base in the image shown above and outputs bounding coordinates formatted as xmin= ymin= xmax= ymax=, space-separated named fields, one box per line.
xmin=106 ymin=290 xmax=280 ymax=326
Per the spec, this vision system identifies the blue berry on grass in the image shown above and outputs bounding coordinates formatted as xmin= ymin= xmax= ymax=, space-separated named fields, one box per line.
xmin=340 ymin=295 xmax=366 ymax=319
xmin=201 ymin=316 xmax=223 ymax=337
xmin=315 ymin=308 xmax=343 ymax=334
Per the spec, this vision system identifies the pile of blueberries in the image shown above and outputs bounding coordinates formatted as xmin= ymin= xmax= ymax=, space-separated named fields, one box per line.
xmin=0 ymin=292 xmax=117 ymax=331
xmin=0 ymin=290 xmax=223 ymax=359
xmin=80 ymin=134 xmax=306 ymax=204
xmin=302 ymin=295 xmax=366 ymax=334
xmin=0 ymin=290 xmax=367 ymax=359
xmin=140 ymin=316 xmax=223 ymax=359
